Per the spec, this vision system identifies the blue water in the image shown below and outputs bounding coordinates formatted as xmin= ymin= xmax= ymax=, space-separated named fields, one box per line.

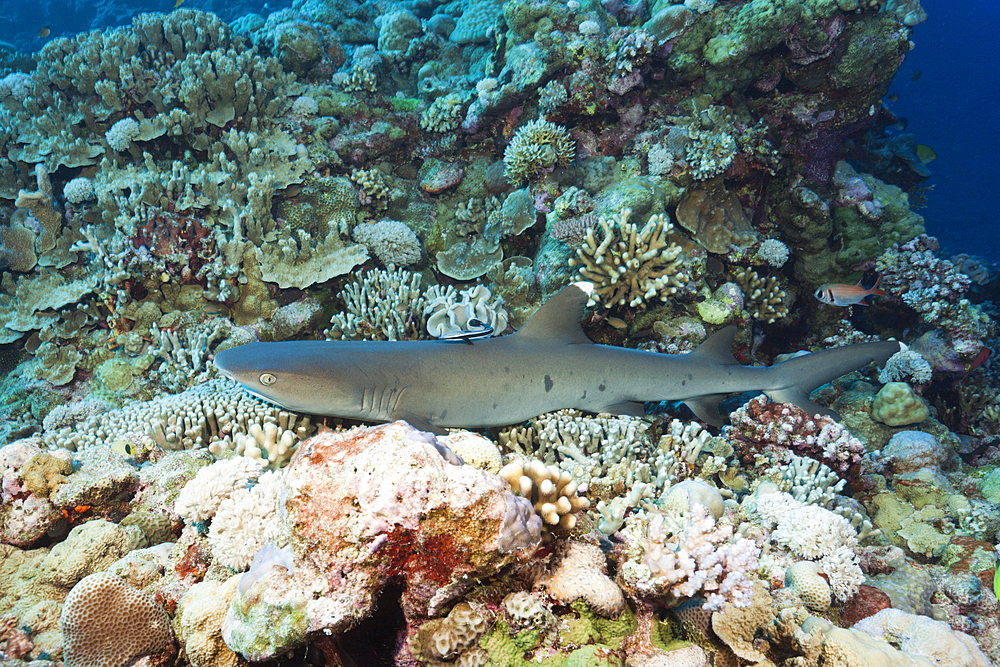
xmin=888 ymin=0 xmax=1000 ymax=261
xmin=0 ymin=0 xmax=995 ymax=261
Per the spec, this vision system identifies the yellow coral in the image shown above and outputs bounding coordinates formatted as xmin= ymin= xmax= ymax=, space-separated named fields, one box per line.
xmin=569 ymin=208 xmax=688 ymax=309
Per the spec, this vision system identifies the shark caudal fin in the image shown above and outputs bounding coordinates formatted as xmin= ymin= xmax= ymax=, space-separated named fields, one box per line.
xmin=515 ymin=282 xmax=595 ymax=345
xmin=681 ymin=326 xmax=740 ymax=426
xmin=764 ymin=340 xmax=902 ymax=420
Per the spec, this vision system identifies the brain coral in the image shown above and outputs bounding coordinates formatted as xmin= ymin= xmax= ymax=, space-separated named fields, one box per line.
xmin=60 ymin=571 xmax=172 ymax=667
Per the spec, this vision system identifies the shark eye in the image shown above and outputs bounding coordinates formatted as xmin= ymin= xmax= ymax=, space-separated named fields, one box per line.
xmin=259 ymin=373 xmax=277 ymax=385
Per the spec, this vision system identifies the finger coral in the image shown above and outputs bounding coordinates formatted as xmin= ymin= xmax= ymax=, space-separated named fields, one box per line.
xmin=569 ymin=208 xmax=689 ymax=309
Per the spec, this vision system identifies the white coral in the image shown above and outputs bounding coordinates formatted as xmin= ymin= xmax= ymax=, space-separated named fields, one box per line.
xmin=63 ymin=177 xmax=95 ymax=204
xmin=819 ymin=546 xmax=864 ymax=602
xmin=106 ymin=118 xmax=140 ymax=151
xmin=352 ymin=220 xmax=422 ymax=268
xmin=175 ymin=456 xmax=265 ymax=523
xmin=208 ymin=469 xmax=286 ymax=569
xmin=773 ymin=505 xmax=857 ymax=559
xmin=879 ymin=346 xmax=933 ymax=384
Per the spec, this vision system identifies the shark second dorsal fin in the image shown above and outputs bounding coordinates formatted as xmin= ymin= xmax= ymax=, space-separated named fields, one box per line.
xmin=515 ymin=282 xmax=594 ymax=345
xmin=689 ymin=326 xmax=739 ymax=365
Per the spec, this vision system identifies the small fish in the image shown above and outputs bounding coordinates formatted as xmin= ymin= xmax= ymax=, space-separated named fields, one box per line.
xmin=910 ymin=68 xmax=922 ymax=82
xmin=173 ymin=0 xmax=186 ymax=7
xmin=814 ymin=275 xmax=886 ymax=307
xmin=893 ymin=117 xmax=908 ymax=132
xmin=437 ymin=318 xmax=494 ymax=345
xmin=605 ymin=316 xmax=628 ymax=330
xmin=915 ymin=144 xmax=937 ymax=164
xmin=886 ymin=93 xmax=899 ymax=102
xmin=109 ymin=439 xmax=135 ymax=457
xmin=37 ymin=26 xmax=50 ymax=38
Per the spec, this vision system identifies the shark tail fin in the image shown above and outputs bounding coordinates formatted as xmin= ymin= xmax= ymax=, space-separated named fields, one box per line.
xmin=763 ymin=340 xmax=902 ymax=421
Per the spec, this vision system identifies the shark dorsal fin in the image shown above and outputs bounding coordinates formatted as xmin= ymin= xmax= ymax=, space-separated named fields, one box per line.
xmin=515 ymin=282 xmax=594 ymax=344
xmin=690 ymin=326 xmax=739 ymax=365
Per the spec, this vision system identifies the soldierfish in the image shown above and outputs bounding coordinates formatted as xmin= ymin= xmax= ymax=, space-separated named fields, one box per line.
xmin=814 ymin=275 xmax=887 ymax=307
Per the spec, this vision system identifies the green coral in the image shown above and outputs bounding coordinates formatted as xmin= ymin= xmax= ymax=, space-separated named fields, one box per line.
xmin=477 ymin=599 xmax=635 ymax=666
xmin=834 ymin=174 xmax=924 ymax=268
xmin=225 ymin=584 xmax=309 ymax=662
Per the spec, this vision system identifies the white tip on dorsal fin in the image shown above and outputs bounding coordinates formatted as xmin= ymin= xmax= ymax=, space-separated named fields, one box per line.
xmin=515 ymin=282 xmax=594 ymax=344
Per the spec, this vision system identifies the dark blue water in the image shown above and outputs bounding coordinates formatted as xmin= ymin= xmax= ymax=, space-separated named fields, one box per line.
xmin=888 ymin=0 xmax=1000 ymax=262
xmin=0 ymin=0 xmax=995 ymax=262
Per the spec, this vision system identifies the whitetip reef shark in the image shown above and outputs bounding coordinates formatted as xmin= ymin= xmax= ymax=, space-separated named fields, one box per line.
xmin=214 ymin=282 xmax=901 ymax=433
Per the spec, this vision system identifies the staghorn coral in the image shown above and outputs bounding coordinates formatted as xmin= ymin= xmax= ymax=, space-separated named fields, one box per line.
xmin=325 ymin=267 xmax=431 ymax=341
xmin=569 ymin=208 xmax=689 ymax=309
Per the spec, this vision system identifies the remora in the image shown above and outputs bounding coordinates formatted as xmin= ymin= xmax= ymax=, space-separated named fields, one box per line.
xmin=214 ymin=281 xmax=901 ymax=433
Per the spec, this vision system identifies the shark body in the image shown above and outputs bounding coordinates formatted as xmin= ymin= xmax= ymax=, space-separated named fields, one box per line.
xmin=214 ymin=282 xmax=901 ymax=433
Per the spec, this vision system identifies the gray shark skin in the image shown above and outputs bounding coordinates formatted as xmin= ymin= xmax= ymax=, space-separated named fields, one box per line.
xmin=213 ymin=282 xmax=901 ymax=433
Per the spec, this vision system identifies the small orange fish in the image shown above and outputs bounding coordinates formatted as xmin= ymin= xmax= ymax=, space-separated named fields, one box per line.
xmin=814 ymin=275 xmax=886 ymax=306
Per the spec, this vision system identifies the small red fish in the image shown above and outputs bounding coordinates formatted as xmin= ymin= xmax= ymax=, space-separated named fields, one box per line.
xmin=814 ymin=275 xmax=886 ymax=306
xmin=964 ymin=346 xmax=992 ymax=373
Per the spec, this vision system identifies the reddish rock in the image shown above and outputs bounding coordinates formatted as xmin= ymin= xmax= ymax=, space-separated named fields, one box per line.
xmin=221 ymin=422 xmax=541 ymax=661
xmin=419 ymin=159 xmax=464 ymax=194
xmin=840 ymin=584 xmax=892 ymax=626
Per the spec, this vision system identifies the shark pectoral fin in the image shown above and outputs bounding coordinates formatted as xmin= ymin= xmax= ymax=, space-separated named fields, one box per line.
xmin=600 ymin=400 xmax=647 ymax=418
xmin=683 ymin=393 xmax=728 ymax=427
xmin=763 ymin=389 xmax=842 ymax=422
xmin=394 ymin=413 xmax=448 ymax=436
xmin=690 ymin=326 xmax=740 ymax=365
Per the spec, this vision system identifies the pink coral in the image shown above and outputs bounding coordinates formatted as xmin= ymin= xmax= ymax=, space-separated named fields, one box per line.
xmin=725 ymin=396 xmax=865 ymax=474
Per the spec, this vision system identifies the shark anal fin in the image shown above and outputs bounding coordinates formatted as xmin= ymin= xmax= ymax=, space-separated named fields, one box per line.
xmin=683 ymin=393 xmax=728 ymax=427
xmin=690 ymin=326 xmax=739 ymax=365
xmin=515 ymin=282 xmax=594 ymax=345
xmin=600 ymin=400 xmax=647 ymax=418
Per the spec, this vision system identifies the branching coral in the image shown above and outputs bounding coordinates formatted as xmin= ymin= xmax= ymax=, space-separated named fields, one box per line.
xmin=734 ymin=267 xmax=789 ymax=324
xmin=569 ymin=208 xmax=689 ymax=309
xmin=725 ymin=396 xmax=865 ymax=474
xmin=503 ymin=118 xmax=575 ymax=185
xmin=619 ymin=503 xmax=759 ymax=611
